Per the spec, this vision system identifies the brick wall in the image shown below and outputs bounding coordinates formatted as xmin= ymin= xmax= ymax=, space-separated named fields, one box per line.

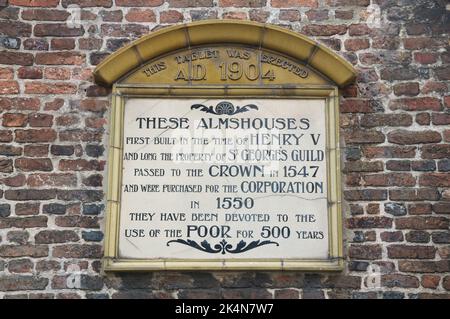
xmin=0 ymin=0 xmax=449 ymax=299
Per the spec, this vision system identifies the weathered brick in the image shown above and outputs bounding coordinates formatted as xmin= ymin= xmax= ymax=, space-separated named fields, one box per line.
xmin=405 ymin=231 xmax=430 ymax=243
xmin=432 ymin=203 xmax=450 ymax=214
xmin=344 ymin=189 xmax=387 ymax=201
xmin=347 ymin=216 xmax=392 ymax=229
xmin=116 ymin=0 xmax=163 ymax=6
xmin=395 ymin=217 xmax=449 ymax=230
xmin=390 ymin=98 xmax=442 ymax=111
xmin=0 ymin=276 xmax=48 ymax=291
xmin=8 ymin=259 xmax=34 ymax=273
xmin=363 ymin=173 xmax=415 ymax=187
xmin=421 ymin=275 xmax=440 ymax=289
xmin=349 ymin=244 xmax=381 ymax=260
xmin=55 ymin=216 xmax=100 ymax=228
xmin=0 ymin=244 xmax=48 ymax=257
xmin=380 ymin=231 xmax=404 ymax=242
xmin=399 ymin=260 xmax=450 ymax=273
xmin=15 ymin=158 xmax=53 ymax=172
xmin=35 ymin=230 xmax=79 ymax=244
xmin=27 ymin=173 xmax=76 ymax=187
xmin=2 ymin=113 xmax=28 ymax=127
xmin=52 ymin=244 xmax=102 ymax=258
xmin=419 ymin=173 xmax=450 ymax=187
xmin=421 ymin=144 xmax=450 ymax=159
xmin=17 ymin=67 xmax=43 ymax=80
xmin=387 ymin=130 xmax=441 ymax=145
xmin=393 ymin=82 xmax=420 ymax=97
xmin=34 ymin=24 xmax=84 ymax=37
xmin=5 ymin=189 xmax=56 ymax=201
xmin=124 ymin=8 xmax=156 ymax=22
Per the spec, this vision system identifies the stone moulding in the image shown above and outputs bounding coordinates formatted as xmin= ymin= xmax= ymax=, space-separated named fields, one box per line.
xmin=93 ymin=20 xmax=356 ymax=87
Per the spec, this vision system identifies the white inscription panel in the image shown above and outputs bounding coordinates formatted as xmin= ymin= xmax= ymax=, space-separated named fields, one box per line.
xmin=118 ymin=98 xmax=329 ymax=260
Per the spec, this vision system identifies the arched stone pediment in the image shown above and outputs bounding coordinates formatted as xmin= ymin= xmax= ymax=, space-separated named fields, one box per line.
xmin=93 ymin=20 xmax=356 ymax=88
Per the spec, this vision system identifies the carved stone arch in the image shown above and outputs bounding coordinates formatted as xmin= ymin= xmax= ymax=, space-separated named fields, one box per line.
xmin=93 ymin=20 xmax=356 ymax=87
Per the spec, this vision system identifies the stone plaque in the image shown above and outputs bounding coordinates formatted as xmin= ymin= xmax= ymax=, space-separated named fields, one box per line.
xmin=119 ymin=98 xmax=329 ymax=260
xmin=98 ymin=21 xmax=353 ymax=270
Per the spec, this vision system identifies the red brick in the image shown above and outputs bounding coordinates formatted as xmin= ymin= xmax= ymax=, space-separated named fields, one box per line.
xmin=55 ymin=216 xmax=100 ymax=228
xmin=393 ymin=83 xmax=419 ymax=97
xmin=28 ymin=113 xmax=53 ymax=127
xmin=421 ymin=144 xmax=450 ymax=159
xmin=341 ymin=99 xmax=380 ymax=113
xmin=27 ymin=173 xmax=77 ymax=187
xmin=3 ymin=113 xmax=28 ymax=127
xmin=387 ymin=130 xmax=441 ymax=145
xmin=387 ymin=245 xmax=436 ymax=259
xmin=0 ymin=20 xmax=31 ymax=37
xmin=34 ymin=24 xmax=84 ymax=37
xmin=349 ymin=244 xmax=381 ymax=260
xmin=443 ymin=277 xmax=450 ymax=291
xmin=25 ymin=82 xmax=77 ymax=94
xmin=116 ymin=0 xmax=163 ymax=6
xmin=9 ymin=0 xmax=59 ymax=6
xmin=22 ymin=8 xmax=70 ymax=20
xmin=17 ymin=67 xmax=43 ymax=79
xmin=51 ymin=38 xmax=75 ymax=50
xmin=380 ymin=231 xmax=404 ymax=242
xmin=59 ymin=159 xmax=105 ymax=171
xmin=390 ymin=97 xmax=442 ymax=111
xmin=389 ymin=188 xmax=439 ymax=201
xmin=52 ymin=244 xmax=102 ymax=258
xmin=421 ymin=275 xmax=440 ymax=289
xmin=363 ymin=173 xmax=416 ymax=187
xmin=344 ymin=130 xmax=385 ymax=144
xmin=0 ymin=244 xmax=48 ymax=257
xmin=222 ymin=12 xmax=247 ymax=19
xmin=362 ymin=146 xmax=416 ymax=159
xmin=2 ymin=174 xmax=26 ymax=187
xmin=344 ymin=38 xmax=369 ymax=51
xmin=15 ymin=129 xmax=56 ymax=143
xmin=348 ymin=23 xmax=371 ymax=36
xmin=24 ymin=144 xmax=48 ymax=157
xmin=44 ymin=98 xmax=64 ymax=111
xmin=408 ymin=203 xmax=432 ymax=215
xmin=414 ymin=52 xmax=438 ymax=65
xmin=35 ymin=230 xmax=79 ymax=244
xmin=399 ymin=260 xmax=450 ymax=273
xmin=403 ymin=37 xmax=443 ymax=50
xmin=61 ymin=0 xmax=112 ymax=7
xmin=395 ymin=217 xmax=449 ymax=230
xmin=125 ymin=9 xmax=156 ymax=22
xmin=343 ymin=161 xmax=383 ymax=173
xmin=419 ymin=173 xmax=450 ymax=187
xmin=8 ymin=259 xmax=34 ymax=273
xmin=0 ymin=81 xmax=20 ymax=95
xmin=0 ymin=68 xmax=14 ymax=80
xmin=360 ymin=114 xmax=412 ymax=128
xmin=416 ymin=113 xmax=430 ymax=125
xmin=160 ymin=10 xmax=183 ymax=23
xmin=0 ymin=52 xmax=34 ymax=66
xmin=302 ymin=24 xmax=347 ymax=36
xmin=272 ymin=0 xmax=317 ymax=7
xmin=15 ymin=158 xmax=53 ymax=172
xmin=347 ymin=216 xmax=392 ymax=229
xmin=279 ymin=9 xmax=300 ymax=21
xmin=382 ymin=274 xmax=419 ymax=288
xmin=36 ymin=52 xmax=85 ymax=65
xmin=15 ymin=203 xmax=40 ymax=216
